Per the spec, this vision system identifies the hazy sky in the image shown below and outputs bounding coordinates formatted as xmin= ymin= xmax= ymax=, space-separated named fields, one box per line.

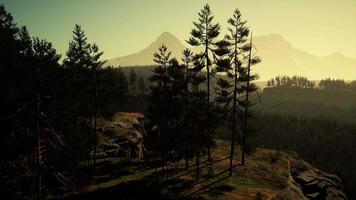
xmin=2 ymin=0 xmax=356 ymax=59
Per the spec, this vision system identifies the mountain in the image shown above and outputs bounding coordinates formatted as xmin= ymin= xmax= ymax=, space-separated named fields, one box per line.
xmin=107 ymin=32 xmax=186 ymax=67
xmin=107 ymin=32 xmax=356 ymax=80
xmin=253 ymin=34 xmax=356 ymax=80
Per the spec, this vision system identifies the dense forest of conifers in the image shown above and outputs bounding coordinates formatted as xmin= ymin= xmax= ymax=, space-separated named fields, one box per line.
xmin=210 ymin=78 xmax=356 ymax=199
xmin=0 ymin=4 xmax=261 ymax=199
xmin=250 ymin=84 xmax=356 ymax=199
xmin=1 ymin=3 xmax=355 ymax=200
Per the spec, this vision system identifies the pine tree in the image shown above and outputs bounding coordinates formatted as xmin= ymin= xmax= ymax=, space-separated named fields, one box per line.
xmin=215 ymin=9 xmax=250 ymax=174
xmin=147 ymin=45 xmax=172 ymax=174
xmin=63 ymin=24 xmax=105 ymax=167
xmin=240 ymin=34 xmax=260 ymax=166
xmin=64 ymin=24 xmax=92 ymax=164
xmin=129 ymin=68 xmax=137 ymax=93
xmin=88 ymin=43 xmax=106 ymax=167
xmin=215 ymin=9 xmax=260 ymax=170
xmin=189 ymin=61 xmax=207 ymax=181
xmin=64 ymin=24 xmax=91 ymax=81
xmin=116 ymin=67 xmax=129 ymax=98
xmin=138 ymin=76 xmax=146 ymax=93
xmin=187 ymin=3 xmax=221 ymax=162
xmin=181 ymin=48 xmax=195 ymax=169
xmin=32 ymin=38 xmax=66 ymax=200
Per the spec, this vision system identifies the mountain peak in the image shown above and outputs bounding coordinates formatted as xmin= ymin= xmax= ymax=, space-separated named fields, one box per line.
xmin=150 ymin=32 xmax=184 ymax=52
xmin=107 ymin=32 xmax=186 ymax=67
xmin=156 ymin=31 xmax=178 ymax=41
xmin=255 ymin=33 xmax=292 ymax=48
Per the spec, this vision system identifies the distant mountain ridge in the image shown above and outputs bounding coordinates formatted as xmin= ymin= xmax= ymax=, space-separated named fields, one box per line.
xmin=107 ymin=32 xmax=186 ymax=67
xmin=107 ymin=32 xmax=356 ymax=80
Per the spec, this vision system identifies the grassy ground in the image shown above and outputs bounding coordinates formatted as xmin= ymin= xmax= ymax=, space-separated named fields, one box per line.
xmin=64 ymin=139 xmax=298 ymax=200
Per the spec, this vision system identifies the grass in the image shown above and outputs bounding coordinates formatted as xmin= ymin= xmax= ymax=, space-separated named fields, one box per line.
xmin=65 ymin=139 xmax=298 ymax=200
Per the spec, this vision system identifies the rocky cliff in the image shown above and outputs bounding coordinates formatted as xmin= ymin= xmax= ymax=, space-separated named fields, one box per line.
xmin=89 ymin=112 xmax=347 ymax=200
xmin=271 ymin=159 xmax=347 ymax=200
xmin=95 ymin=112 xmax=146 ymax=159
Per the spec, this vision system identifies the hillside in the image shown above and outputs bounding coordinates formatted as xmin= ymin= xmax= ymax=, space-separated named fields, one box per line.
xmin=106 ymin=33 xmax=356 ymax=81
xmin=64 ymin=113 xmax=347 ymax=200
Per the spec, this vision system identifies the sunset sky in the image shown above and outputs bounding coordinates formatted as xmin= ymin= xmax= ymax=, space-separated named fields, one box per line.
xmin=2 ymin=0 xmax=356 ymax=59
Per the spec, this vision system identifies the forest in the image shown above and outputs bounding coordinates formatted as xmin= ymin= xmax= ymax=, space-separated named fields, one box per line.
xmin=0 ymin=3 xmax=354 ymax=200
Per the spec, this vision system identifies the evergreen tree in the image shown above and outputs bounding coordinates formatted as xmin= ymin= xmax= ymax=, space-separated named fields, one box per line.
xmin=189 ymin=60 xmax=208 ymax=180
xmin=88 ymin=43 xmax=106 ymax=167
xmin=117 ymin=67 xmax=129 ymax=97
xmin=138 ymin=76 xmax=146 ymax=93
xmin=240 ymin=34 xmax=260 ymax=166
xmin=215 ymin=9 xmax=260 ymax=169
xmin=181 ymin=48 xmax=195 ymax=169
xmin=215 ymin=9 xmax=250 ymax=174
xmin=129 ymin=68 xmax=137 ymax=93
xmin=64 ymin=24 xmax=91 ymax=81
xmin=146 ymin=45 xmax=172 ymax=174
xmin=147 ymin=45 xmax=188 ymax=178
xmin=187 ymin=3 xmax=221 ymax=162
xmin=0 ymin=5 xmax=71 ymax=197
xmin=63 ymin=24 xmax=105 ymax=166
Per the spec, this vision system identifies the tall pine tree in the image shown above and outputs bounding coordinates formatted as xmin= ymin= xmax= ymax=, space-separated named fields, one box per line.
xmin=215 ymin=9 xmax=260 ymax=171
xmin=187 ymin=3 xmax=221 ymax=162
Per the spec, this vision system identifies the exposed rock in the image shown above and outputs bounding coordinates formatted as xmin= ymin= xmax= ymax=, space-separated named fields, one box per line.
xmin=269 ymin=169 xmax=308 ymax=200
xmin=270 ymin=158 xmax=347 ymax=200
xmin=289 ymin=159 xmax=347 ymax=200
xmin=94 ymin=113 xmax=147 ymax=159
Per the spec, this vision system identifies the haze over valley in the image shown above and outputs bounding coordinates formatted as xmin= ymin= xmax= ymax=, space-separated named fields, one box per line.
xmin=107 ymin=32 xmax=356 ymax=80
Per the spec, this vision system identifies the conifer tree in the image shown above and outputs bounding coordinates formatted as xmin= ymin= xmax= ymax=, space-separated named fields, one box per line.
xmin=189 ymin=60 xmax=207 ymax=181
xmin=129 ymin=68 xmax=137 ymax=93
xmin=187 ymin=3 xmax=221 ymax=161
xmin=63 ymin=24 xmax=105 ymax=166
xmin=88 ymin=43 xmax=106 ymax=167
xmin=147 ymin=45 xmax=189 ymax=178
xmin=215 ymin=9 xmax=250 ymax=174
xmin=181 ymin=49 xmax=195 ymax=169
xmin=147 ymin=45 xmax=172 ymax=173
xmin=116 ymin=67 xmax=129 ymax=98
xmin=64 ymin=24 xmax=91 ymax=81
xmin=138 ymin=76 xmax=146 ymax=93
xmin=215 ymin=9 xmax=260 ymax=170
xmin=240 ymin=34 xmax=260 ymax=166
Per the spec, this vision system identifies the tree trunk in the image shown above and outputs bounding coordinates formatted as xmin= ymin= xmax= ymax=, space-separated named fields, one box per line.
xmin=185 ymin=61 xmax=190 ymax=171
xmin=185 ymin=156 xmax=189 ymax=170
xmin=196 ymin=145 xmax=200 ymax=181
xmin=93 ymin=72 xmax=98 ymax=168
xmin=36 ymin=68 xmax=42 ymax=200
xmin=241 ymin=33 xmax=253 ymax=166
xmin=229 ymin=34 xmax=239 ymax=176
xmin=205 ymin=18 xmax=212 ymax=162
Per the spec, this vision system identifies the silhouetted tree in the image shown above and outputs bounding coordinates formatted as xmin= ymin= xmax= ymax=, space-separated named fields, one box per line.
xmin=146 ymin=45 xmax=172 ymax=175
xmin=138 ymin=76 xmax=146 ymax=93
xmin=88 ymin=43 xmax=106 ymax=167
xmin=190 ymin=73 xmax=207 ymax=180
xmin=267 ymin=76 xmax=315 ymax=88
xmin=215 ymin=8 xmax=253 ymax=174
xmin=63 ymin=24 xmax=105 ymax=167
xmin=129 ymin=68 xmax=137 ymax=93
xmin=187 ymin=3 xmax=221 ymax=162
xmin=181 ymin=48 xmax=195 ymax=169
xmin=240 ymin=34 xmax=260 ymax=165
xmin=319 ymin=78 xmax=347 ymax=90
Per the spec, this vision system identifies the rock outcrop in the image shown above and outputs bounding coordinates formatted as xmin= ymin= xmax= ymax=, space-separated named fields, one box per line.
xmin=271 ymin=159 xmax=347 ymax=200
xmin=290 ymin=159 xmax=347 ymax=200
xmin=95 ymin=113 xmax=146 ymax=159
